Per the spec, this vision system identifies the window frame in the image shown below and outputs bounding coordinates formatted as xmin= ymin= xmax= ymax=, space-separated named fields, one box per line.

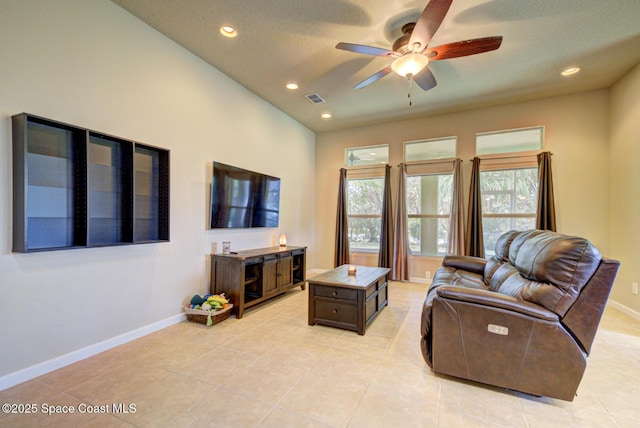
xmin=480 ymin=167 xmax=538 ymax=222
xmin=404 ymin=136 xmax=457 ymax=162
xmin=476 ymin=126 xmax=544 ymax=156
xmin=401 ymin=137 xmax=458 ymax=258
xmin=345 ymin=174 xmax=385 ymax=253
xmin=345 ymin=144 xmax=389 ymax=167
xmin=406 ymin=174 xmax=453 ymax=257
xmin=480 ymin=166 xmax=539 ymax=256
xmin=475 ymin=125 xmax=543 ymax=255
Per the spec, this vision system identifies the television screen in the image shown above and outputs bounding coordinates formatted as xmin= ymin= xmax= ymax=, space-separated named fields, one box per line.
xmin=210 ymin=162 xmax=280 ymax=228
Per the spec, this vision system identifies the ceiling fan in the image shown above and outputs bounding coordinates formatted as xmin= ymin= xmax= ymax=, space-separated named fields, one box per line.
xmin=336 ymin=0 xmax=503 ymax=92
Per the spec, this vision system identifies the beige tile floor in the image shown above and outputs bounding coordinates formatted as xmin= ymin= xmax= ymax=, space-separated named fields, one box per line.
xmin=1 ymin=281 xmax=639 ymax=427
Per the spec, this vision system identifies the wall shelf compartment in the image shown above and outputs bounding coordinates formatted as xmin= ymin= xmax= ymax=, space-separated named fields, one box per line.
xmin=12 ymin=113 xmax=170 ymax=252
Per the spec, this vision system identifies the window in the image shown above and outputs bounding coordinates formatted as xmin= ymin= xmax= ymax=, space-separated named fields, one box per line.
xmin=344 ymin=145 xmax=388 ymax=252
xmin=477 ymin=127 xmax=542 ymax=255
xmin=481 ymin=168 xmax=538 ymax=255
xmin=477 ymin=127 xmax=543 ymax=155
xmin=345 ymin=145 xmax=388 ymax=166
xmin=406 ymin=173 xmax=453 ymax=256
xmin=403 ymin=137 xmax=456 ymax=256
xmin=405 ymin=137 xmax=456 ymax=161
xmin=346 ymin=177 xmax=384 ymax=251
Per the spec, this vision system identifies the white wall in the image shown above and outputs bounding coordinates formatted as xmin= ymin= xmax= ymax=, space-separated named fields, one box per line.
xmin=609 ymin=63 xmax=640 ymax=314
xmin=0 ymin=0 xmax=315 ymax=383
xmin=315 ymin=90 xmax=611 ymax=270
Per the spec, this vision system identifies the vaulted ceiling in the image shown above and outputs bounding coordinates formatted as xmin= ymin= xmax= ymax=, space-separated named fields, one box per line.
xmin=112 ymin=0 xmax=640 ymax=132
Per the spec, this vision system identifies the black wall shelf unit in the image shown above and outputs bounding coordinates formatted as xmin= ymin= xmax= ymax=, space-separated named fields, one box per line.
xmin=12 ymin=113 xmax=169 ymax=252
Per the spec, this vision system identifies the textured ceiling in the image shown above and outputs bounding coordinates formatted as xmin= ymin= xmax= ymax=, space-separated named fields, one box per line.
xmin=111 ymin=0 xmax=640 ymax=133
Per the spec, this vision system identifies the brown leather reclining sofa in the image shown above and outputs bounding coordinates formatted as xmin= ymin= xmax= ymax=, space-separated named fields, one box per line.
xmin=420 ymin=229 xmax=620 ymax=401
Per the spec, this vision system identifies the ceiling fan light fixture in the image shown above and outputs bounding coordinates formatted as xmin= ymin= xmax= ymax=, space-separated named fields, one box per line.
xmin=391 ymin=53 xmax=429 ymax=78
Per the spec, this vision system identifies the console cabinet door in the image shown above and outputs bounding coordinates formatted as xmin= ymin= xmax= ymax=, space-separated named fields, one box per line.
xmin=263 ymin=256 xmax=278 ymax=295
xmin=277 ymin=254 xmax=293 ymax=289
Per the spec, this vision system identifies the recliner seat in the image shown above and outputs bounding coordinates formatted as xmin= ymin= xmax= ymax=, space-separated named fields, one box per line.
xmin=420 ymin=229 xmax=620 ymax=401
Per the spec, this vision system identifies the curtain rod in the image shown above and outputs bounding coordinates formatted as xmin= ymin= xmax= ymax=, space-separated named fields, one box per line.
xmin=469 ymin=152 xmax=553 ymax=162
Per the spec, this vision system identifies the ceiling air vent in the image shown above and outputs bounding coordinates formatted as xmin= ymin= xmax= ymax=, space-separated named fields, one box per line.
xmin=305 ymin=93 xmax=325 ymax=104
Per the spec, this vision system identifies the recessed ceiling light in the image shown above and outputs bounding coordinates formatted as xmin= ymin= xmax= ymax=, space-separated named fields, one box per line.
xmin=561 ymin=67 xmax=581 ymax=76
xmin=220 ymin=26 xmax=237 ymax=38
xmin=286 ymin=82 xmax=299 ymax=90
xmin=321 ymin=113 xmax=332 ymax=120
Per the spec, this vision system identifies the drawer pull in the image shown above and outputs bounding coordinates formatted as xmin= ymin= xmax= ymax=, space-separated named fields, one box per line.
xmin=332 ymin=291 xmax=338 ymax=297
xmin=332 ymin=309 xmax=338 ymax=314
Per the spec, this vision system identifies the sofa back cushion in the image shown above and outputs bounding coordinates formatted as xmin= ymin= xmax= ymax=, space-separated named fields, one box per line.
xmin=491 ymin=230 xmax=601 ymax=317
xmin=495 ymin=230 xmax=521 ymax=261
xmin=484 ymin=230 xmax=520 ymax=284
xmin=508 ymin=229 xmax=546 ymax=262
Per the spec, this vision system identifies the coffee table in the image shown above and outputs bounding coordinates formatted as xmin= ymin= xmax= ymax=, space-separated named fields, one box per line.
xmin=307 ymin=265 xmax=390 ymax=335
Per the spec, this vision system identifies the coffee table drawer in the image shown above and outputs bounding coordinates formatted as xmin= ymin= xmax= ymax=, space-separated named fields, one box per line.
xmin=314 ymin=284 xmax=357 ymax=301
xmin=314 ymin=298 xmax=357 ymax=325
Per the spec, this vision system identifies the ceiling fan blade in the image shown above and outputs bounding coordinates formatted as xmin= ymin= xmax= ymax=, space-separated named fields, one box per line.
xmin=412 ymin=67 xmax=437 ymax=91
xmin=354 ymin=66 xmax=393 ymax=89
xmin=336 ymin=42 xmax=397 ymax=58
xmin=426 ymin=36 xmax=503 ymax=60
xmin=409 ymin=0 xmax=453 ymax=52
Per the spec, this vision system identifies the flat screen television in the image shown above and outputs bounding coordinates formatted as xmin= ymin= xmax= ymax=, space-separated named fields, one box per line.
xmin=210 ymin=161 xmax=280 ymax=228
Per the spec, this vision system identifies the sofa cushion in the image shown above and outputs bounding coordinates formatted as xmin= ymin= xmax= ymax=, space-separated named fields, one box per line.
xmin=495 ymin=230 xmax=521 ymax=262
xmin=488 ymin=263 xmax=520 ymax=292
xmin=508 ymin=229 xmax=546 ymax=262
xmin=511 ymin=231 xmax=601 ymax=316
xmin=489 ymin=268 xmax=556 ymax=309
xmin=484 ymin=230 xmax=521 ymax=285
xmin=433 ymin=266 xmax=486 ymax=290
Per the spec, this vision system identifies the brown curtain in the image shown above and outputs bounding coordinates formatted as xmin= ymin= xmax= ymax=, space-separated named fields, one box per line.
xmin=536 ymin=151 xmax=556 ymax=231
xmin=447 ymin=158 xmax=465 ymax=255
xmin=378 ymin=164 xmax=393 ymax=268
xmin=465 ymin=157 xmax=484 ymax=258
xmin=392 ymin=163 xmax=409 ymax=281
xmin=334 ymin=168 xmax=350 ymax=267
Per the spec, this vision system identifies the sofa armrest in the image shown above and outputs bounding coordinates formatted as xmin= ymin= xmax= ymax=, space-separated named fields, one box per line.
xmin=442 ymin=255 xmax=487 ymax=275
xmin=436 ymin=286 xmax=558 ymax=321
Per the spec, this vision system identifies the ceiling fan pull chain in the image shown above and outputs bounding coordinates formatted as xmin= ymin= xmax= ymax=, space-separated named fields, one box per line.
xmin=408 ymin=77 xmax=413 ymax=106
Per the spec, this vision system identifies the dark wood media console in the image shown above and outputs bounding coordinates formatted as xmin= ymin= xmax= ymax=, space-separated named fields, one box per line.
xmin=210 ymin=246 xmax=306 ymax=319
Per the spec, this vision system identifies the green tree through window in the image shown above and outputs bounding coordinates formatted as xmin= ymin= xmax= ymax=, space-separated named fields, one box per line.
xmin=347 ymin=178 xmax=384 ymax=251
xmin=480 ymin=168 xmax=538 ymax=255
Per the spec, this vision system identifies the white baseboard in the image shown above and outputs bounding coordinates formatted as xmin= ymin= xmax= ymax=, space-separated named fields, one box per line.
xmin=409 ymin=277 xmax=433 ymax=285
xmin=608 ymin=299 xmax=640 ymax=321
xmin=0 ymin=313 xmax=186 ymax=391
